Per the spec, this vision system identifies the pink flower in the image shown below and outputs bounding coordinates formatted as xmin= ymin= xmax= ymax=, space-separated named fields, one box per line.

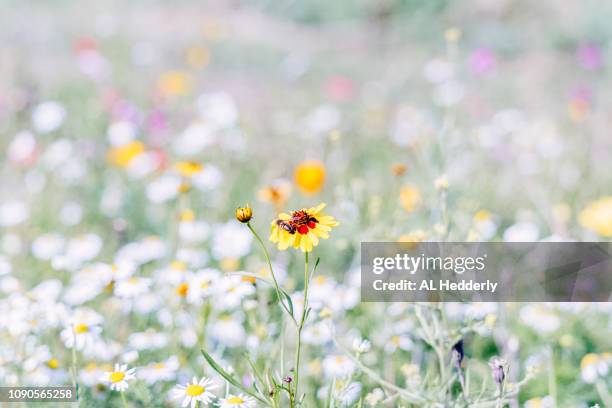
xmin=469 ymin=47 xmax=496 ymax=75
xmin=577 ymin=44 xmax=603 ymax=70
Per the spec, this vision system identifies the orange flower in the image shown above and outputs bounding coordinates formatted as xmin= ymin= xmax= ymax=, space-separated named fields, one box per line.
xmin=258 ymin=180 xmax=291 ymax=211
xmin=294 ymin=160 xmax=325 ymax=195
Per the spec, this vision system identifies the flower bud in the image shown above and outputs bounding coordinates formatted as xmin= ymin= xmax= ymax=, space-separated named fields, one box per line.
xmin=235 ymin=206 xmax=253 ymax=223
xmin=489 ymin=357 xmax=507 ymax=389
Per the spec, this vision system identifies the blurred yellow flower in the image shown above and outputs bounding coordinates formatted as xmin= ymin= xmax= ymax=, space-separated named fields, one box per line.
xmin=158 ymin=71 xmax=194 ymax=97
xmin=258 ymin=180 xmax=291 ymax=211
xmin=46 ymin=358 xmax=59 ymax=369
xmin=399 ymin=184 xmax=421 ymax=212
xmin=580 ymin=353 xmax=600 ymax=370
xmin=220 ymin=257 xmax=239 ymax=271
xmin=175 ymin=161 xmax=203 ymax=177
xmin=398 ymin=229 xmax=426 ymax=243
xmin=578 ymin=197 xmax=612 ymax=236
xmin=270 ymin=203 xmax=337 ymax=252
xmin=179 ymin=209 xmax=196 ymax=222
xmin=391 ymin=163 xmax=407 ymax=177
xmin=294 ymin=160 xmax=325 ymax=195
xmin=445 ymin=28 xmax=461 ymax=43
xmin=176 ymin=283 xmax=189 ymax=297
xmin=107 ymin=141 xmax=145 ymax=167
xmin=186 ymin=46 xmax=210 ymax=69
xmin=474 ymin=210 xmax=492 ymax=222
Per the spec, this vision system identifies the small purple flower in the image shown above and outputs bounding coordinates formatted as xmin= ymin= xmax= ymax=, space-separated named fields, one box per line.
xmin=489 ymin=357 xmax=507 ymax=393
xmin=470 ymin=47 xmax=497 ymax=75
xmin=577 ymin=44 xmax=603 ymax=70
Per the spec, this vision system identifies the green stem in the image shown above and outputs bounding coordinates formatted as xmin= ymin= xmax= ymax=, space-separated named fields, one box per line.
xmin=293 ymin=251 xmax=310 ymax=407
xmin=548 ymin=347 xmax=557 ymax=408
xmin=120 ymin=390 xmax=128 ymax=408
xmin=70 ymin=325 xmax=79 ymax=400
xmin=247 ymin=222 xmax=297 ymax=325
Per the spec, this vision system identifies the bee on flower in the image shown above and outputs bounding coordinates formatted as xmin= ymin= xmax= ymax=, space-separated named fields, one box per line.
xmin=101 ymin=364 xmax=136 ymax=392
xmin=269 ymin=203 xmax=338 ymax=252
xmin=172 ymin=376 xmax=217 ymax=407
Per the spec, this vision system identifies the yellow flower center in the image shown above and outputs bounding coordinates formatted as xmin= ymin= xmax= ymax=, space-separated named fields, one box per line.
xmin=179 ymin=210 xmax=196 ymax=222
xmin=109 ymin=371 xmax=125 ymax=383
xmin=74 ymin=323 xmax=89 ymax=334
xmin=474 ymin=210 xmax=492 ymax=222
xmin=186 ymin=384 xmax=205 ymax=396
xmin=227 ymin=396 xmax=245 ymax=404
xmin=176 ymin=283 xmax=189 ymax=297
xmin=171 ymin=260 xmax=187 ymax=271
xmin=46 ymin=358 xmax=59 ymax=369
xmin=175 ymin=161 xmax=203 ymax=177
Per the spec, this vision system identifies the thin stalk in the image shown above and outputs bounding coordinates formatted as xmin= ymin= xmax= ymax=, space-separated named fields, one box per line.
xmin=120 ymin=390 xmax=128 ymax=408
xmin=247 ymin=222 xmax=297 ymax=325
xmin=293 ymin=251 xmax=309 ymax=407
xmin=70 ymin=325 xmax=79 ymax=401
xmin=547 ymin=348 xmax=558 ymax=408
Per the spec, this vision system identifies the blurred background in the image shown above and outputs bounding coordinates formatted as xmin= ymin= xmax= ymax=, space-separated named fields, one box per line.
xmin=1 ymin=1 xmax=612 ymax=407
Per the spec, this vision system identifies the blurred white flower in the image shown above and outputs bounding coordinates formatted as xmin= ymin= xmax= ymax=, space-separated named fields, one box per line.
xmin=7 ymin=131 xmax=37 ymax=164
xmin=146 ymin=175 xmax=181 ymax=203
xmin=32 ymin=234 xmax=65 ymax=261
xmin=107 ymin=121 xmax=136 ymax=146
xmin=212 ymin=222 xmax=252 ymax=260
xmin=138 ymin=356 xmax=179 ymax=384
xmin=197 ymin=92 xmax=238 ymax=129
xmin=322 ymin=354 xmax=355 ymax=378
xmin=423 ymin=58 xmax=454 ymax=83
xmin=503 ymin=222 xmax=539 ymax=242
xmin=0 ymin=200 xmax=29 ymax=227
xmin=32 ymin=101 xmax=66 ymax=133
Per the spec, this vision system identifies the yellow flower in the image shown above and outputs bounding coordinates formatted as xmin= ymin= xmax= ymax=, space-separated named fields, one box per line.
xmin=235 ymin=206 xmax=253 ymax=223
xmin=186 ymin=46 xmax=210 ymax=69
xmin=107 ymin=141 xmax=145 ymax=167
xmin=175 ymin=161 xmax=203 ymax=177
xmin=579 ymin=197 xmax=612 ymax=236
xmin=179 ymin=209 xmax=196 ymax=222
xmin=158 ymin=71 xmax=193 ymax=97
xmin=474 ymin=210 xmax=492 ymax=223
xmin=399 ymin=184 xmax=421 ymax=212
xmin=294 ymin=160 xmax=325 ymax=195
xmin=176 ymin=283 xmax=189 ymax=297
xmin=269 ymin=203 xmax=338 ymax=252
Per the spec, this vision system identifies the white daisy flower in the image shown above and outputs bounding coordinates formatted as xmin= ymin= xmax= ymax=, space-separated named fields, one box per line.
xmin=101 ymin=364 xmax=136 ymax=392
xmin=172 ymin=376 xmax=217 ymax=407
xmin=138 ymin=356 xmax=179 ymax=384
xmin=218 ymin=393 xmax=256 ymax=408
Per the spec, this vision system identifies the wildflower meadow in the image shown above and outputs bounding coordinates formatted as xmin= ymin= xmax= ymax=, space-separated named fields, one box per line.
xmin=0 ymin=1 xmax=611 ymax=407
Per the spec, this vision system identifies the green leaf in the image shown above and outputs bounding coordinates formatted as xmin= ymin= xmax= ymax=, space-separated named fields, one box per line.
xmin=282 ymin=291 xmax=294 ymax=317
xmin=201 ymin=349 xmax=267 ymax=404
